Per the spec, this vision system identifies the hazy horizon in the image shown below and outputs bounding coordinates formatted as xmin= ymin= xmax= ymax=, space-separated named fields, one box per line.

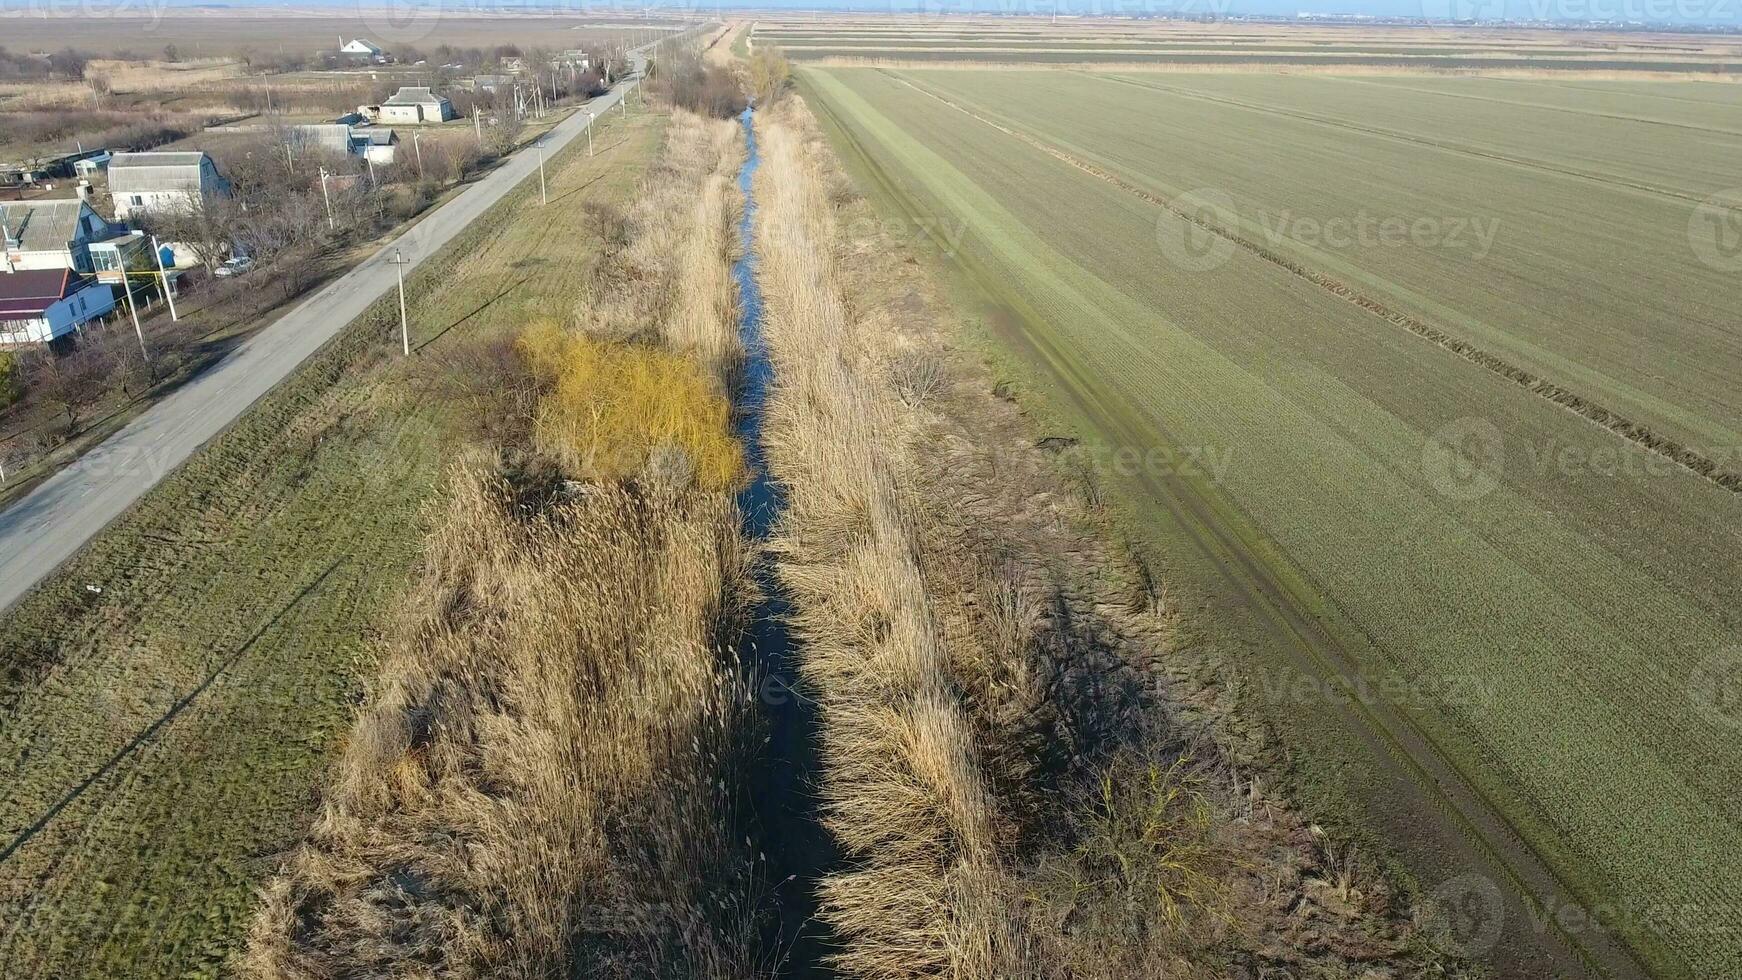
xmin=2 ymin=0 xmax=1737 ymax=30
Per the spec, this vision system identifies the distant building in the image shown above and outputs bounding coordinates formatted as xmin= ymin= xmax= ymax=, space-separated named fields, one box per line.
xmin=341 ymin=38 xmax=384 ymax=60
xmin=377 ymin=87 xmax=456 ymax=124
xmin=0 ymin=149 xmax=107 ymax=188
xmin=282 ymin=123 xmax=399 ymax=164
xmin=107 ymin=151 xmax=230 ymax=221
xmin=0 ymin=199 xmax=117 ymax=274
xmin=0 ymin=269 xmax=118 ymax=347
xmin=473 ymin=74 xmax=514 ymax=94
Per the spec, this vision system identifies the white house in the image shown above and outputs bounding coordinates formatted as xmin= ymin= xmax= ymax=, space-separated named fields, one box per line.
xmin=341 ymin=38 xmax=384 ymax=59
xmin=0 ymin=269 xmax=118 ymax=347
xmin=377 ymin=87 xmax=455 ymax=124
xmin=1 ymin=199 xmax=117 ymax=274
xmin=361 ymin=129 xmax=399 ymax=165
xmin=108 ymin=152 xmax=231 ymax=222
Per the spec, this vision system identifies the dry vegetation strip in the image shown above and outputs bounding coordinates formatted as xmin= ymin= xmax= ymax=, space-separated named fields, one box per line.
xmin=0 ymin=108 xmax=665 ymax=980
xmin=752 ymin=98 xmax=1462 ymax=980
xmin=244 ymin=107 xmax=771 ymax=979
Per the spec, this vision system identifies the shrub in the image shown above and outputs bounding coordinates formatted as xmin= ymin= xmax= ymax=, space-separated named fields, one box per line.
xmin=519 ymin=320 xmax=744 ymax=491
xmin=0 ymin=352 xmax=20 ymax=409
xmin=654 ymin=44 xmax=746 ymax=119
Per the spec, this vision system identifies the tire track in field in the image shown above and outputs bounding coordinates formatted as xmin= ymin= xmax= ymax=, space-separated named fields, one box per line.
xmin=882 ymin=69 xmax=1742 ymax=496
xmin=819 ymin=70 xmax=1657 ymax=980
xmin=1095 ymin=72 xmax=1725 ymax=205
xmin=1349 ymin=74 xmax=1742 ymax=139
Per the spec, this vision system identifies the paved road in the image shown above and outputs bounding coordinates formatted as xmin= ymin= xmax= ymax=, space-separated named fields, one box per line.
xmin=0 ymin=45 xmax=657 ymax=615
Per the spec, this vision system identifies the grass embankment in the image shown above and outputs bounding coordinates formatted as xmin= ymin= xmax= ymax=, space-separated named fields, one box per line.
xmin=243 ymin=107 xmax=768 ymax=979
xmin=0 ymin=106 xmax=664 ymax=979
xmin=752 ymin=100 xmax=1462 ymax=979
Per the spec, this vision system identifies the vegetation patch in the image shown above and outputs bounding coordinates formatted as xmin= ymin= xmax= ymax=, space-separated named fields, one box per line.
xmin=521 ymin=321 xmax=744 ymax=491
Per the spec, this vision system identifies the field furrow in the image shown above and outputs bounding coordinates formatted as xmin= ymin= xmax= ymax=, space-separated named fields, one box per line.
xmin=802 ymin=64 xmax=1742 ymax=980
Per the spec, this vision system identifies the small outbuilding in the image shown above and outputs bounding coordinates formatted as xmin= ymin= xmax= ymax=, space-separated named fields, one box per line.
xmin=378 ymin=87 xmax=456 ymax=124
xmin=286 ymin=123 xmax=357 ymax=158
xmin=361 ymin=129 xmax=400 ymax=165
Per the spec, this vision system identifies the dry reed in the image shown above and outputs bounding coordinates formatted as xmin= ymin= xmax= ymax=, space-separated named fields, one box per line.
xmin=244 ymin=108 xmax=766 ymax=980
xmin=752 ymin=98 xmax=1467 ymax=979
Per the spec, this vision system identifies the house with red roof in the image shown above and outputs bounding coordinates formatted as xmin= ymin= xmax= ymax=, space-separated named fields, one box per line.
xmin=0 ymin=269 xmax=118 ymax=347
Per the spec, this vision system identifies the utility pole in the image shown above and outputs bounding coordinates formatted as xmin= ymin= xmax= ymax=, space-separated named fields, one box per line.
xmin=585 ymin=110 xmax=594 ymax=157
xmin=284 ymin=141 xmax=294 ymax=173
xmin=389 ymin=248 xmax=411 ymax=356
xmin=475 ymin=110 xmax=482 ymax=141
xmin=318 ymin=167 xmax=334 ymax=230
xmin=365 ymin=153 xmax=377 ymax=186
xmin=412 ymin=131 xmax=424 ymax=179
xmin=150 ymin=235 xmax=178 ymax=321
xmin=1 ymin=214 xmax=15 ymax=273
xmin=118 ymin=258 xmax=148 ymax=361
xmin=537 ymin=138 xmax=547 ymax=205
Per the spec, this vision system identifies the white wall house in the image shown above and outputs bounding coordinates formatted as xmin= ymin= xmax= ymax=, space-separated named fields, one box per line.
xmin=0 ymin=269 xmax=117 ymax=347
xmin=108 ymin=152 xmax=231 ymax=222
xmin=377 ymin=88 xmax=456 ymax=124
xmin=341 ymin=38 xmax=384 ymax=59
xmin=1 ymin=199 xmax=116 ymax=273
xmin=362 ymin=129 xmax=399 ymax=165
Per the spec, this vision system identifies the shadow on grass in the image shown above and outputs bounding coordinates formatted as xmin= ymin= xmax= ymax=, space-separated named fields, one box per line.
xmin=413 ymin=274 xmax=533 ymax=353
xmin=0 ymin=559 xmax=344 ymax=866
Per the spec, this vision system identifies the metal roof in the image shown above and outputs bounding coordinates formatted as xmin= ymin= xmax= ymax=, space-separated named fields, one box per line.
xmin=108 ymin=152 xmax=211 ymax=193
xmin=383 ymin=87 xmax=447 ymax=106
xmin=108 ymin=151 xmax=207 ymax=169
xmin=1 ymin=201 xmax=85 ymax=253
xmin=287 ymin=123 xmax=356 ymax=154
xmin=0 ymin=269 xmax=74 ymax=318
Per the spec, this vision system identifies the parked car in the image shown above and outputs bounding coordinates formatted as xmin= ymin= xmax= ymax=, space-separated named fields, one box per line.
xmin=213 ymin=255 xmax=255 ymax=278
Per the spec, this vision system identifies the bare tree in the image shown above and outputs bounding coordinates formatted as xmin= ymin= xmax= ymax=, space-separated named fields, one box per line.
xmin=148 ymin=194 xmax=239 ymax=272
xmin=32 ymin=341 xmax=112 ymax=435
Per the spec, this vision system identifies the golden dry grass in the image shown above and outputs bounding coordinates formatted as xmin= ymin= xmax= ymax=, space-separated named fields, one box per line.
xmin=573 ymin=112 xmax=744 ymax=387
xmin=752 ymin=106 xmax=1025 ymax=978
xmin=243 ymin=107 xmax=763 ymax=980
xmin=243 ymin=466 xmax=760 ymax=979
xmin=520 ymin=321 xmax=745 ymax=491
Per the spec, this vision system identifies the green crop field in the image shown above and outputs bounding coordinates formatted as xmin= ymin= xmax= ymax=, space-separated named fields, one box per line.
xmin=799 ymin=64 xmax=1742 ymax=979
xmin=0 ymin=109 xmax=662 ymax=980
xmin=753 ymin=18 xmax=1742 ymax=73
